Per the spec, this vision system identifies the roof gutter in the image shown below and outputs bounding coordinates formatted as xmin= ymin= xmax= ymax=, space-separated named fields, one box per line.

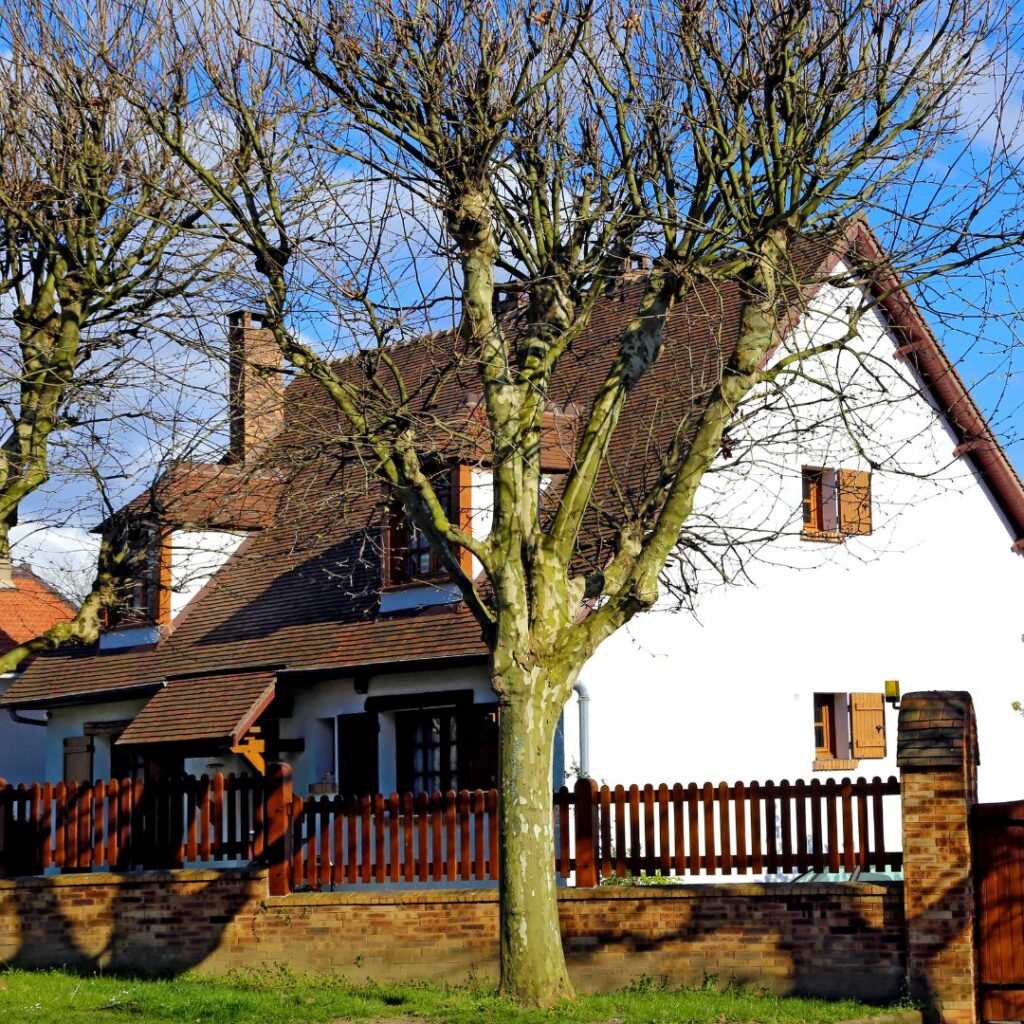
xmin=8 ymin=707 xmax=47 ymax=727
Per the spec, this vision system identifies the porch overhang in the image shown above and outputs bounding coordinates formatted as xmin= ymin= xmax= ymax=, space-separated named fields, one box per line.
xmin=115 ymin=667 xmax=279 ymax=747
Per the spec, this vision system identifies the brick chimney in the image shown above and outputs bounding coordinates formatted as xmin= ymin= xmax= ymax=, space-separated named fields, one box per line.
xmin=0 ymin=554 xmax=12 ymax=589
xmin=227 ymin=311 xmax=285 ymax=463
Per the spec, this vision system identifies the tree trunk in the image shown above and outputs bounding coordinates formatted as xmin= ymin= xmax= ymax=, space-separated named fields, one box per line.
xmin=497 ymin=678 xmax=574 ymax=1006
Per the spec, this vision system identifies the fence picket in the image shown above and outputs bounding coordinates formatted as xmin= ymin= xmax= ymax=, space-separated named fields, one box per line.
xmin=404 ymin=792 xmax=415 ymax=883
xmin=734 ymin=782 xmax=747 ymax=875
xmin=487 ymin=789 xmax=499 ymax=879
xmin=614 ymin=785 xmax=627 ymax=878
xmin=779 ymin=780 xmax=793 ymax=873
xmin=718 ymin=782 xmax=732 ymax=875
xmin=825 ymin=779 xmax=840 ymax=872
xmin=702 ymin=782 xmax=715 ymax=874
xmin=841 ymin=778 xmax=855 ymax=873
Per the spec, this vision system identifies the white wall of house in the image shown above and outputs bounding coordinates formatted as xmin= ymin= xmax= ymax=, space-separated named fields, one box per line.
xmin=558 ymin=267 xmax=1022 ymax=810
xmin=282 ymin=665 xmax=496 ymax=794
xmin=169 ymin=529 xmax=246 ymax=620
xmin=44 ymin=697 xmax=151 ymax=783
xmin=0 ymin=674 xmax=46 ymax=784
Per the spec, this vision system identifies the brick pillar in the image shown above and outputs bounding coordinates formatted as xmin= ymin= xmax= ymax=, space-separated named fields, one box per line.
xmin=898 ymin=691 xmax=980 ymax=1024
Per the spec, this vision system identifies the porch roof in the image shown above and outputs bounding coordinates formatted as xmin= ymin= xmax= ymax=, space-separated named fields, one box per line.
xmin=114 ymin=668 xmax=278 ymax=746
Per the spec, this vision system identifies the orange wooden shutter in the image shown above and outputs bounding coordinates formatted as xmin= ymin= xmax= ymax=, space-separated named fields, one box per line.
xmin=838 ymin=469 xmax=872 ymax=535
xmin=849 ymin=692 xmax=886 ymax=759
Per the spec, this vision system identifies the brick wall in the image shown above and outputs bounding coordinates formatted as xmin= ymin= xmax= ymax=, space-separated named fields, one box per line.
xmin=897 ymin=692 xmax=980 ymax=1024
xmin=0 ymin=870 xmax=905 ymax=1000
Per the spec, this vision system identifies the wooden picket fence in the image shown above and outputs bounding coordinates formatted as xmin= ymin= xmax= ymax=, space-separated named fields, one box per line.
xmin=0 ymin=774 xmax=265 ymax=875
xmin=0 ymin=769 xmax=902 ymax=890
xmin=280 ymin=772 xmax=902 ymax=891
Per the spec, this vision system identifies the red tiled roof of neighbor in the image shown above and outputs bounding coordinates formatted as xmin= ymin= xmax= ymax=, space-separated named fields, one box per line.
xmin=0 ymin=567 xmax=76 ymax=659
xmin=115 ymin=669 xmax=278 ymax=746
xmin=5 ymin=220 xmax=1024 ymax=721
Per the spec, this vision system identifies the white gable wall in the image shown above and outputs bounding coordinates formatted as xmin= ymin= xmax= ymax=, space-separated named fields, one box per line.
xmin=169 ymin=530 xmax=247 ymax=620
xmin=560 ymin=266 xmax=1022 ymax=805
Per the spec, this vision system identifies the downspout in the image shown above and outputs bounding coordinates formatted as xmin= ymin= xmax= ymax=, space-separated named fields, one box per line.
xmin=8 ymin=708 xmax=48 ymax=727
xmin=574 ymin=681 xmax=590 ymax=779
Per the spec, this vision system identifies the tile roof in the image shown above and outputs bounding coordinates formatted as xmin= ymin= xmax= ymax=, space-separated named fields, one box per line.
xmin=115 ymin=669 xmax=278 ymax=746
xmin=5 ymin=220 xmax=1023 ymax=724
xmin=97 ymin=462 xmax=283 ymax=533
xmin=0 ymin=566 xmax=76 ymax=659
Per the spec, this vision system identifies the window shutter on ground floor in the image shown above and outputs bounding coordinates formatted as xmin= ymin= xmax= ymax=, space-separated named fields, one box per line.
xmin=458 ymin=702 xmax=499 ymax=790
xmin=63 ymin=736 xmax=94 ymax=783
xmin=850 ymin=691 xmax=886 ymax=758
xmin=337 ymin=711 xmax=379 ymax=796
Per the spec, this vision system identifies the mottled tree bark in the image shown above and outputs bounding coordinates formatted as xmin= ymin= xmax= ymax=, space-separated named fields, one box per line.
xmin=496 ymin=663 xmax=575 ymax=1005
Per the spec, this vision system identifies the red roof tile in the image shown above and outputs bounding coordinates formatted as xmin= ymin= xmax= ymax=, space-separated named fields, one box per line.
xmin=98 ymin=462 xmax=283 ymax=533
xmin=115 ymin=669 xmax=277 ymax=746
xmin=0 ymin=567 xmax=76 ymax=659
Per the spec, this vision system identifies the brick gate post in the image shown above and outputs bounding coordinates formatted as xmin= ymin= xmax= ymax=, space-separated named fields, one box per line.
xmin=897 ymin=691 xmax=980 ymax=1024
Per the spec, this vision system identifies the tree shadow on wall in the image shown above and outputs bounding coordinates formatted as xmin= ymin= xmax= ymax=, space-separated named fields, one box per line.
xmin=559 ymin=881 xmax=908 ymax=1003
xmin=2 ymin=871 xmax=262 ymax=976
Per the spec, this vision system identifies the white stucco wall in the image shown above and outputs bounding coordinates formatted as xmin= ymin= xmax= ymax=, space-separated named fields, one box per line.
xmin=169 ymin=530 xmax=246 ymax=619
xmin=0 ymin=674 xmax=46 ymax=784
xmin=282 ymin=665 xmax=496 ymax=794
xmin=558 ymin=267 xmax=1022 ymax=810
xmin=44 ymin=697 xmax=151 ymax=784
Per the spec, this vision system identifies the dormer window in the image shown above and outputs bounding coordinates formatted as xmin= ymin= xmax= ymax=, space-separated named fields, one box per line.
xmin=111 ymin=525 xmax=170 ymax=627
xmin=385 ymin=465 xmax=472 ymax=587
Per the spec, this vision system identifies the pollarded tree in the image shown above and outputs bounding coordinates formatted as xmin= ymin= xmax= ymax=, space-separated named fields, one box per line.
xmin=0 ymin=0 xmax=231 ymax=672
xmin=137 ymin=0 xmax=1024 ymax=1004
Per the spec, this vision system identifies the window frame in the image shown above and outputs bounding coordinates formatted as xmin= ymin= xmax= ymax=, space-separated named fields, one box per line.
xmin=801 ymin=466 xmax=871 ymax=542
xmin=813 ymin=693 xmax=838 ymax=759
xmin=384 ymin=463 xmax=472 ymax=588
xmin=395 ymin=706 xmax=460 ymax=795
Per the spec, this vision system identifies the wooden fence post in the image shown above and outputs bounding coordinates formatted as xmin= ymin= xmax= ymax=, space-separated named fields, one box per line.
xmin=266 ymin=762 xmax=293 ymax=896
xmin=574 ymin=777 xmax=599 ymax=887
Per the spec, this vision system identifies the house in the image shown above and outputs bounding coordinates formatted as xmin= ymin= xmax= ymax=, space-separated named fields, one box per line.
xmin=0 ymin=561 xmax=76 ymax=783
xmin=1 ymin=222 xmax=1021 ymax=811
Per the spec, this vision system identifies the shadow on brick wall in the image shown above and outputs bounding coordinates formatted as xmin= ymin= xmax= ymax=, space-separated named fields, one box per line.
xmin=1 ymin=871 xmax=263 ymax=976
xmin=559 ymin=886 xmax=907 ymax=1001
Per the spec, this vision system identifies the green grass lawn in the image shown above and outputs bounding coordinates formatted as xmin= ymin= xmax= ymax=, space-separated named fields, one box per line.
xmin=0 ymin=968 xmax=906 ymax=1024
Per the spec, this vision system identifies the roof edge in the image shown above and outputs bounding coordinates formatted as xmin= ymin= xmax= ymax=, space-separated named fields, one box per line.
xmin=0 ymin=680 xmax=165 ymax=711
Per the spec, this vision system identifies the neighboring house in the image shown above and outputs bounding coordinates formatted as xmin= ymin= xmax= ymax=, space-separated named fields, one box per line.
xmin=0 ymin=562 xmax=76 ymax=784
xmin=1 ymin=223 xmax=1022 ymax=812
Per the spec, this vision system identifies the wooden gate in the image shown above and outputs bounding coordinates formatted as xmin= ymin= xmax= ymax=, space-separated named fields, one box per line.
xmin=974 ymin=799 xmax=1024 ymax=1021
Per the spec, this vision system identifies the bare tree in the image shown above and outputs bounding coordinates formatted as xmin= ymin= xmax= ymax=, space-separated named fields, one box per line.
xmin=131 ymin=0 xmax=1024 ymax=1003
xmin=0 ymin=0 xmax=232 ymax=672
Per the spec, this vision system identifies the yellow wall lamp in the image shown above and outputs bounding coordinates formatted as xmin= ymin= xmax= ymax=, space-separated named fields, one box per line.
xmin=884 ymin=679 xmax=901 ymax=709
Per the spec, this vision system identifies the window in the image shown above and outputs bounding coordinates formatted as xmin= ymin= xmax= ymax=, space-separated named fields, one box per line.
xmin=813 ymin=692 xmax=886 ymax=769
xmin=813 ymin=694 xmax=838 ymax=759
xmin=802 ymin=467 xmax=872 ymax=540
xmin=106 ymin=524 xmax=170 ymax=627
xmin=396 ymin=708 xmax=460 ymax=794
xmin=386 ymin=465 xmax=472 ymax=586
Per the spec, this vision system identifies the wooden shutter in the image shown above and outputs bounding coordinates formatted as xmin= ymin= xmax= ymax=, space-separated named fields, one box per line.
xmin=802 ymin=469 xmax=822 ymax=533
xmin=337 ymin=711 xmax=379 ymax=796
xmin=849 ymin=692 xmax=886 ymax=759
xmin=63 ymin=736 xmax=94 ymax=783
xmin=459 ymin=703 xmax=500 ymax=790
xmin=838 ymin=469 xmax=872 ymax=535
